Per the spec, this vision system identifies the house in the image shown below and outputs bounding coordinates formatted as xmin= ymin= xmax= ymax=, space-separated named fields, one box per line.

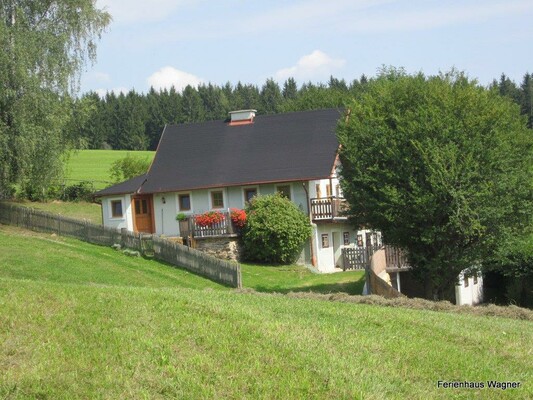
xmin=95 ymin=108 xmax=380 ymax=272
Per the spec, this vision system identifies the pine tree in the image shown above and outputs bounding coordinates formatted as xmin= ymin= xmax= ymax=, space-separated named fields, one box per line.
xmin=520 ymin=73 xmax=533 ymax=129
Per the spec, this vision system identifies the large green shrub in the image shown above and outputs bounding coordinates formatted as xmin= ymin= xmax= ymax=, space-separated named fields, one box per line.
xmin=242 ymin=194 xmax=311 ymax=264
xmin=109 ymin=153 xmax=151 ymax=183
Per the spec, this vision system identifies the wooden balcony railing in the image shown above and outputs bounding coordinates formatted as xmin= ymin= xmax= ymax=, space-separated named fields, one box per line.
xmin=310 ymin=196 xmax=348 ymax=220
xmin=180 ymin=211 xmax=238 ymax=238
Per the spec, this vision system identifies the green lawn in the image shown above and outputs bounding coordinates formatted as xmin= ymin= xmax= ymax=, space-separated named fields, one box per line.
xmin=65 ymin=149 xmax=155 ymax=189
xmin=0 ymin=226 xmax=531 ymax=398
xmin=0 ymin=225 xmax=222 ymax=291
xmin=242 ymin=263 xmax=365 ymax=295
xmin=7 ymin=200 xmax=103 ymax=225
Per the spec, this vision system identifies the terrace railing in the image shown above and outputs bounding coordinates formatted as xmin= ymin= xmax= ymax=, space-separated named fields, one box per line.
xmin=310 ymin=196 xmax=348 ymax=220
xmin=342 ymin=245 xmax=410 ymax=272
xmin=384 ymin=246 xmax=411 ymax=270
xmin=189 ymin=211 xmax=236 ymax=238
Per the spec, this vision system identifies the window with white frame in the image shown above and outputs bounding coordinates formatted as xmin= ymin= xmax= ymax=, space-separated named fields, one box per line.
xmin=210 ymin=190 xmax=224 ymax=209
xmin=321 ymin=234 xmax=329 ymax=248
xmin=178 ymin=193 xmax=191 ymax=211
xmin=343 ymin=232 xmax=350 ymax=245
xmin=110 ymin=199 xmax=123 ymax=218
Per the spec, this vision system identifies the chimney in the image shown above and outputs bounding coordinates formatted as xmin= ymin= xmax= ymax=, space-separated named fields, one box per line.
xmin=228 ymin=109 xmax=256 ymax=126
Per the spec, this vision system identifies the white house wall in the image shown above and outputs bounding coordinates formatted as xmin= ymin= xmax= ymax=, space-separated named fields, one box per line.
xmin=312 ymin=223 xmax=369 ymax=273
xmin=455 ymin=272 xmax=483 ymax=305
xmin=101 ymin=194 xmax=133 ymax=231
xmin=153 ymin=193 xmax=179 ymax=236
xmin=309 ymin=178 xmax=342 ymax=199
xmin=141 ymin=182 xmax=307 ymax=236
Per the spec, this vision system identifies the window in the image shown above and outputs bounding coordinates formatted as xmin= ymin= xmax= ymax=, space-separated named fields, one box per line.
xmin=336 ymin=184 xmax=341 ymax=198
xmin=211 ymin=190 xmax=224 ymax=209
xmin=321 ymin=234 xmax=329 ymax=248
xmin=134 ymin=199 xmax=148 ymax=215
xmin=357 ymin=234 xmax=363 ymax=247
xmin=111 ymin=200 xmax=123 ymax=218
xmin=343 ymin=232 xmax=350 ymax=245
xmin=178 ymin=194 xmax=191 ymax=211
xmin=464 ymin=275 xmax=469 ymax=287
xmin=276 ymin=185 xmax=291 ymax=200
xmin=315 ymin=184 xmax=322 ymax=199
xmin=244 ymin=188 xmax=257 ymax=204
xmin=365 ymin=233 xmax=372 ymax=247
xmin=473 ymin=274 xmax=478 ymax=285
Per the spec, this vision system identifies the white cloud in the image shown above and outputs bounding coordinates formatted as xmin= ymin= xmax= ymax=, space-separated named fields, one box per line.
xmin=97 ymin=0 xmax=191 ymax=24
xmin=275 ymin=50 xmax=346 ymax=82
xmin=147 ymin=66 xmax=203 ymax=91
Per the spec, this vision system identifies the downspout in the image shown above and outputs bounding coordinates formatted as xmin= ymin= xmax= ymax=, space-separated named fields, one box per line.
xmin=302 ymin=181 xmax=317 ymax=267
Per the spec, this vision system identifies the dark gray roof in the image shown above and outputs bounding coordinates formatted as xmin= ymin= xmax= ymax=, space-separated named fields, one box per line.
xmin=94 ymin=174 xmax=147 ymax=197
xmin=140 ymin=108 xmax=341 ymax=194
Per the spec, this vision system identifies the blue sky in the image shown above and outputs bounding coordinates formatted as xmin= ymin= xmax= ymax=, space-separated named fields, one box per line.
xmin=81 ymin=0 xmax=533 ymax=96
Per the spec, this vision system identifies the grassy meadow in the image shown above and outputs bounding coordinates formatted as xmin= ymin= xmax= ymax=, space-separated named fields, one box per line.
xmin=0 ymin=225 xmax=532 ymax=399
xmin=65 ymin=149 xmax=155 ymax=189
xmin=7 ymin=200 xmax=103 ymax=225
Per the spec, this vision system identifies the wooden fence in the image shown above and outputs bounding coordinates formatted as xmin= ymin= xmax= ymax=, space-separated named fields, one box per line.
xmin=384 ymin=246 xmax=410 ymax=269
xmin=342 ymin=245 xmax=410 ymax=272
xmin=0 ymin=203 xmax=241 ymax=288
xmin=341 ymin=245 xmax=379 ymax=270
xmin=189 ymin=211 xmax=236 ymax=237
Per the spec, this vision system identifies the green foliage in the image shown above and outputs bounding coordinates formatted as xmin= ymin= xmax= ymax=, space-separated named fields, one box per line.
xmin=242 ymin=194 xmax=311 ymax=264
xmin=175 ymin=213 xmax=187 ymax=221
xmin=109 ymin=153 xmax=151 ymax=183
xmin=485 ymin=233 xmax=533 ymax=278
xmin=0 ymin=1 xmax=110 ymax=199
xmin=61 ymin=181 xmax=95 ymax=202
xmin=338 ymin=68 xmax=533 ymax=299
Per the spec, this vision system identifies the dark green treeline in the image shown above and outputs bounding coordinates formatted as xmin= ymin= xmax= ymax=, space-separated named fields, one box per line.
xmin=71 ymin=73 xmax=533 ymax=151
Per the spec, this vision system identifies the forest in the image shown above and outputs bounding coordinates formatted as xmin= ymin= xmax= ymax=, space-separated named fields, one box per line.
xmin=71 ymin=72 xmax=533 ymax=151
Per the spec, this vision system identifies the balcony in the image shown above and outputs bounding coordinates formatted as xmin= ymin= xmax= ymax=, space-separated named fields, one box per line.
xmin=310 ymin=196 xmax=348 ymax=221
xmin=179 ymin=211 xmax=238 ymax=238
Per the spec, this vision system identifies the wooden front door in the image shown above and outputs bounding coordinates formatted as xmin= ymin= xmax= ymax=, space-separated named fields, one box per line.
xmin=132 ymin=195 xmax=154 ymax=233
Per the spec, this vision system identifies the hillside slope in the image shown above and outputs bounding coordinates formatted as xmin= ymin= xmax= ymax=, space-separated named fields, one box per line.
xmin=0 ymin=226 xmax=531 ymax=399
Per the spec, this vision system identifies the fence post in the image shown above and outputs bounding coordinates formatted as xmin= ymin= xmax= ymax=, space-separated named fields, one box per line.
xmin=121 ymin=228 xmax=127 ymax=248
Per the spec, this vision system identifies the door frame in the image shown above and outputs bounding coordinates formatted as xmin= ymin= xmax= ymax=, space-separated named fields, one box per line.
xmin=332 ymin=231 xmax=342 ymax=268
xmin=131 ymin=194 xmax=155 ymax=233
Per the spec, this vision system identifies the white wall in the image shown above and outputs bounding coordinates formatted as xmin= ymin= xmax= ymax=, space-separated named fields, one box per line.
xmin=152 ymin=193 xmax=180 ymax=236
xmin=309 ymin=178 xmax=342 ymax=199
xmin=101 ymin=194 xmax=133 ymax=231
xmin=312 ymin=223 xmax=368 ymax=272
xmin=455 ymin=271 xmax=483 ymax=305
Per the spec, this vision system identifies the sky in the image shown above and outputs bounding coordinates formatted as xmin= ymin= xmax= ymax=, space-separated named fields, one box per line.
xmin=81 ymin=0 xmax=533 ymax=96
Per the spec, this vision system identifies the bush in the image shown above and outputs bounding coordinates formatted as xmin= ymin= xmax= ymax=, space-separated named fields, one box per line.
xmin=61 ymin=182 xmax=95 ymax=202
xmin=242 ymin=194 xmax=311 ymax=264
xmin=109 ymin=153 xmax=151 ymax=183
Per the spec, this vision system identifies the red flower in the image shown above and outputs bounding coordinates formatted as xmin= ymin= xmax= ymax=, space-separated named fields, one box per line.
xmin=195 ymin=211 xmax=225 ymax=227
xmin=230 ymin=208 xmax=247 ymax=228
